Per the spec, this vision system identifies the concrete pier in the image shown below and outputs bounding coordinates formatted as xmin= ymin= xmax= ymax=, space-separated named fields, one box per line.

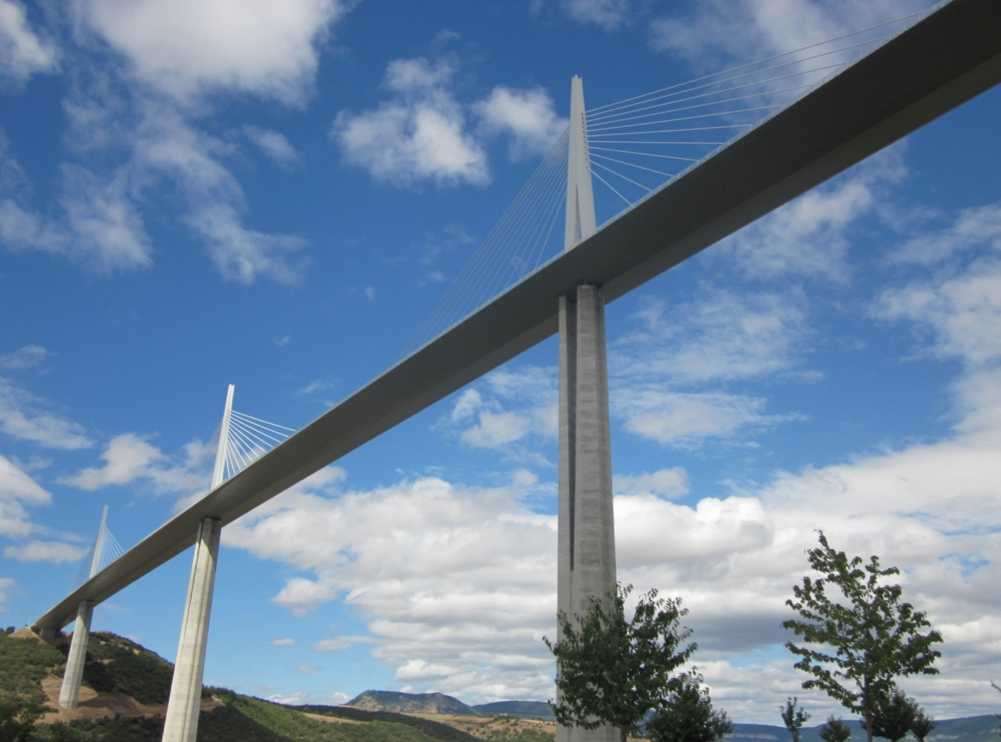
xmin=556 ymin=287 xmax=619 ymax=742
xmin=161 ymin=517 xmax=221 ymax=742
xmin=556 ymin=74 xmax=621 ymax=742
xmin=58 ymin=601 xmax=93 ymax=709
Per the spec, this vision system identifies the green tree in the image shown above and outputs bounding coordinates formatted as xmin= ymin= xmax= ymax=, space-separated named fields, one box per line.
xmin=818 ymin=715 xmax=852 ymax=742
xmin=782 ymin=530 xmax=944 ymax=742
xmin=543 ymin=582 xmax=697 ymax=742
xmin=645 ymin=669 xmax=733 ymax=742
xmin=0 ymin=694 xmax=43 ymax=742
xmin=780 ymin=696 xmax=811 ymax=742
xmin=872 ymin=688 xmax=917 ymax=742
xmin=992 ymin=681 xmax=1001 ymax=740
xmin=909 ymin=703 xmax=936 ymax=742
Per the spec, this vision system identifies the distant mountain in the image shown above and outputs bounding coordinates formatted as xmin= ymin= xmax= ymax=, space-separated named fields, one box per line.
xmin=472 ymin=700 xmax=556 ymax=720
xmin=725 ymin=716 xmax=1001 ymax=742
xmin=347 ymin=689 xmax=477 ymax=715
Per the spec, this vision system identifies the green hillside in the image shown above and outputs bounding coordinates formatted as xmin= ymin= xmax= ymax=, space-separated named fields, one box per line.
xmin=0 ymin=631 xmax=492 ymax=742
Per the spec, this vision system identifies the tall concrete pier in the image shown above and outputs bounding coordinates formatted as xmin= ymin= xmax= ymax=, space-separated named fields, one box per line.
xmin=58 ymin=505 xmax=107 ymax=709
xmin=161 ymin=384 xmax=233 ymax=742
xmin=58 ymin=601 xmax=93 ymax=709
xmin=556 ymin=75 xmax=620 ymax=742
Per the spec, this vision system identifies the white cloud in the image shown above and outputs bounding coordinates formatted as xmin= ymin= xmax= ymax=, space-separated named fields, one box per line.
xmin=219 ymin=453 xmax=1001 ymax=714
xmin=61 ymin=433 xmax=164 ymax=490
xmin=0 ymin=0 xmax=58 ymax=84
xmin=0 ymin=377 xmax=91 ymax=450
xmin=60 ymin=165 xmax=153 ymax=272
xmin=890 ymin=201 xmax=1001 ymax=266
xmin=450 ymin=389 xmax=482 ymax=423
xmin=0 ymin=345 xmax=47 ymax=370
xmin=0 ymin=199 xmax=67 ymax=255
xmin=331 ymin=57 xmax=489 ymax=187
xmin=272 ymin=637 xmax=296 ymax=647
xmin=61 ymin=433 xmax=215 ymax=497
xmin=137 ymin=107 xmax=308 ymax=284
xmin=614 ymin=467 xmax=688 ymax=499
xmin=364 ymin=286 xmax=376 ymax=303
xmin=616 ymin=388 xmax=801 ymax=448
xmin=650 ymin=0 xmax=928 ymax=75
xmin=560 ymin=0 xmax=630 ymax=30
xmin=461 ymin=410 xmax=532 ymax=448
xmin=614 ymin=289 xmax=810 ymax=386
xmin=3 ymin=540 xmax=88 ymax=563
xmin=0 ymin=454 xmax=50 ymax=537
xmin=75 ymin=0 xmax=346 ymax=106
xmin=243 ymin=126 xmax=299 ymax=168
xmin=875 ymin=260 xmax=1001 ymax=369
xmin=186 ymin=204 xmax=306 ymax=285
xmin=475 ymin=87 xmax=567 ymax=160
xmin=273 ymin=577 xmax=340 ymax=616
xmin=312 ymin=634 xmax=373 ymax=652
xmin=711 ymin=147 xmax=906 ymax=282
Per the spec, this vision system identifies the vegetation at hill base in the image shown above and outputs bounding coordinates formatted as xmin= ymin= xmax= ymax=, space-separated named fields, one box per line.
xmin=0 ymin=631 xmax=540 ymax=742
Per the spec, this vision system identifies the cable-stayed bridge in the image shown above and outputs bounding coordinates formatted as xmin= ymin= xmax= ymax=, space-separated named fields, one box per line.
xmin=31 ymin=2 xmax=1001 ymax=741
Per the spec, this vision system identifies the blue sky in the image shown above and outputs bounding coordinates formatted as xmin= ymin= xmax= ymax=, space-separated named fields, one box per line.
xmin=2 ymin=0 xmax=1000 ymax=726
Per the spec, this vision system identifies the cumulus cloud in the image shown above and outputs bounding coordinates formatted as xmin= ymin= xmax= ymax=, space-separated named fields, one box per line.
xmin=0 ymin=0 xmax=58 ymax=85
xmin=332 ymin=57 xmax=489 ymax=187
xmin=272 ymin=637 xmax=296 ymax=647
xmin=74 ymin=0 xmax=345 ymax=106
xmin=614 ymin=467 xmax=688 ymax=499
xmin=3 ymin=539 xmax=88 ymax=563
xmin=0 ymin=454 xmax=50 ymax=537
xmin=61 ymin=433 xmax=215 ymax=497
xmin=475 ymin=86 xmax=567 ymax=160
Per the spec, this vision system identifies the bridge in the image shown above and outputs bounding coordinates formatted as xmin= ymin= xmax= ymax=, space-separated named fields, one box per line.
xmin=31 ymin=2 xmax=1001 ymax=740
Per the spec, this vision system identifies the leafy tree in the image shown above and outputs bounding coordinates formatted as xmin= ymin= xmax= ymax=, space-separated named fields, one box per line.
xmin=872 ymin=688 xmax=917 ymax=742
xmin=780 ymin=696 xmax=811 ymax=742
xmin=783 ymin=530 xmax=944 ymax=742
xmin=544 ymin=582 xmax=697 ymax=742
xmin=910 ymin=703 xmax=936 ymax=742
xmin=992 ymin=681 xmax=1001 ymax=740
xmin=818 ymin=715 xmax=852 ymax=742
xmin=0 ymin=694 xmax=43 ymax=742
xmin=645 ymin=669 xmax=733 ymax=742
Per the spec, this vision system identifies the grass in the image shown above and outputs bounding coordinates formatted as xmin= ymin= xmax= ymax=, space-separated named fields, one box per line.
xmin=0 ymin=630 xmax=555 ymax=742
xmin=0 ymin=632 xmax=66 ymax=705
xmin=81 ymin=632 xmax=176 ymax=705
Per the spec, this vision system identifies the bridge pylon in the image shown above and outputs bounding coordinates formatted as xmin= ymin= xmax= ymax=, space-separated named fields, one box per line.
xmin=57 ymin=504 xmax=108 ymax=709
xmin=556 ymin=75 xmax=620 ymax=742
xmin=161 ymin=383 xmax=233 ymax=742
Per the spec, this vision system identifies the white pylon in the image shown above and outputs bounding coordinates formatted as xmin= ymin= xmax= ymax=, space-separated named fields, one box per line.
xmin=557 ymin=76 xmax=620 ymax=742
xmin=162 ymin=384 xmax=232 ymax=742
xmin=58 ymin=504 xmax=110 ymax=709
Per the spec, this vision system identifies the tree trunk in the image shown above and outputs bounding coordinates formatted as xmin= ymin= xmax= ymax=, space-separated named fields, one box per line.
xmin=620 ymin=729 xmax=628 ymax=742
xmin=865 ymin=713 xmax=873 ymax=742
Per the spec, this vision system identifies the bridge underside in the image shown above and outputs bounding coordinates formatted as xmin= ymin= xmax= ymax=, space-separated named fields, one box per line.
xmin=35 ymin=0 xmax=1001 ymax=633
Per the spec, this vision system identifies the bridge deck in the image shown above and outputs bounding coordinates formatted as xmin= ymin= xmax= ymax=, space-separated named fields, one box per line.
xmin=35 ymin=0 xmax=1001 ymax=632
